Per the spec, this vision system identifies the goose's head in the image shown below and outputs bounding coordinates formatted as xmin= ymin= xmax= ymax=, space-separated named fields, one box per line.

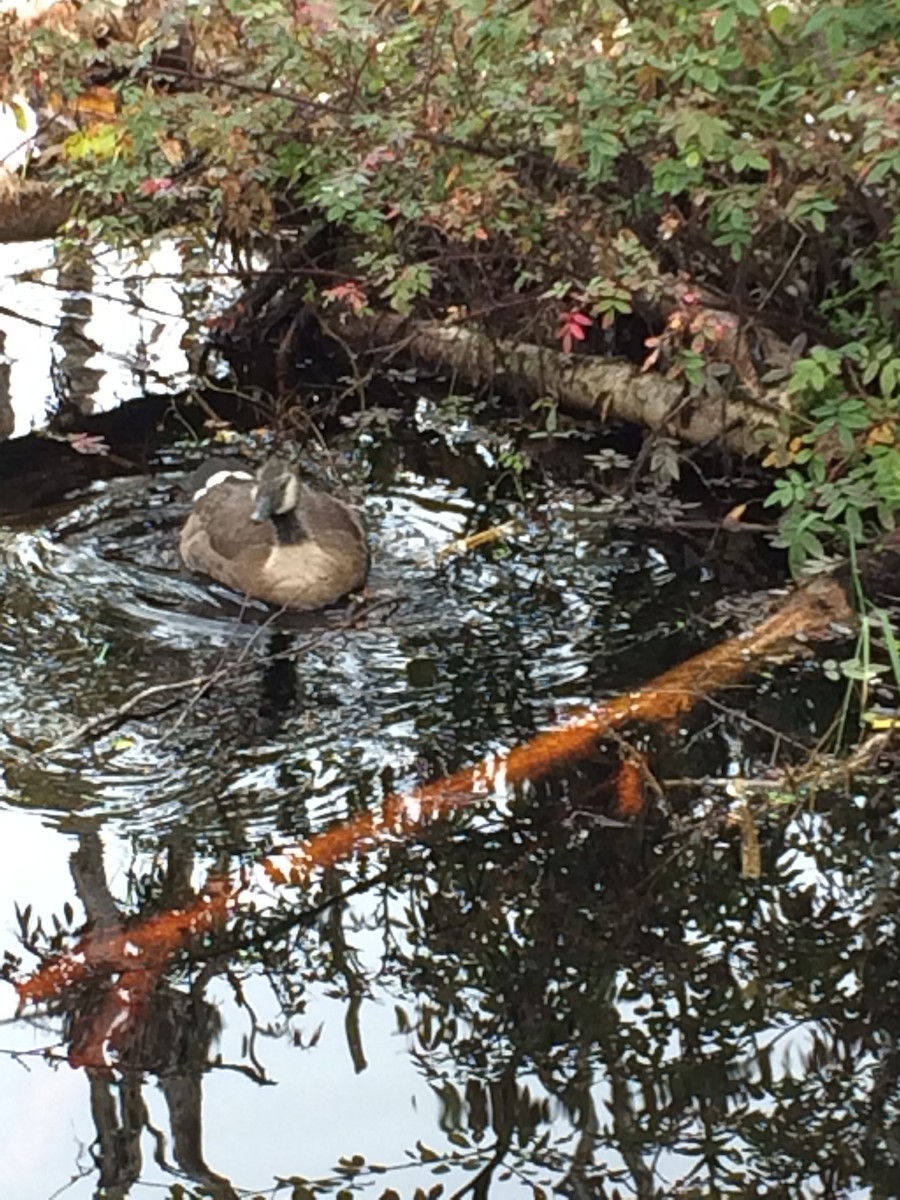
xmin=252 ymin=458 xmax=300 ymax=524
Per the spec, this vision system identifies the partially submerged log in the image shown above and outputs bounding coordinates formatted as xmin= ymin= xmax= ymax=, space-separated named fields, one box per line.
xmin=340 ymin=311 xmax=784 ymax=456
xmin=263 ymin=574 xmax=854 ymax=881
xmin=0 ymin=176 xmax=71 ymax=243
xmin=16 ymin=571 xmax=859 ymax=1046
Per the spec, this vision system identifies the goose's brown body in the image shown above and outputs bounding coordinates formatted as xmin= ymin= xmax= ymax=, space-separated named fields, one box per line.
xmin=180 ymin=463 xmax=368 ymax=609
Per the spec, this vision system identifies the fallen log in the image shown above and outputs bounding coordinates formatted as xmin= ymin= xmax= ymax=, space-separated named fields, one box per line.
xmin=338 ymin=311 xmax=785 ymax=457
xmin=263 ymin=574 xmax=853 ymax=882
xmin=16 ymin=572 xmax=856 ymax=1041
xmin=0 ymin=177 xmax=72 ymax=242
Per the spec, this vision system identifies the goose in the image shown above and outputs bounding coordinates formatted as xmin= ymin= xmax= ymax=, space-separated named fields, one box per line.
xmin=180 ymin=456 xmax=368 ymax=609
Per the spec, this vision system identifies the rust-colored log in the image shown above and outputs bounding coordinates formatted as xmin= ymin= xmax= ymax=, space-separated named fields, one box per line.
xmin=15 ymin=576 xmax=853 ymax=1037
xmin=264 ymin=575 xmax=851 ymax=881
xmin=16 ymin=883 xmax=233 ymax=1008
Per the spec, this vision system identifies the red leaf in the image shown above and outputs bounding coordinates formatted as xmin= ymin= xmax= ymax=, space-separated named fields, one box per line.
xmin=322 ymin=281 xmax=368 ymax=314
xmin=138 ymin=177 xmax=173 ymax=197
xmin=67 ymin=433 xmax=110 ymax=456
xmin=557 ymin=310 xmax=593 ymax=352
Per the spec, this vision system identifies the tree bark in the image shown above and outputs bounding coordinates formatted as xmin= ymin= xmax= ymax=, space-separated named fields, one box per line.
xmin=341 ymin=311 xmax=783 ymax=456
xmin=0 ymin=177 xmax=72 ymax=242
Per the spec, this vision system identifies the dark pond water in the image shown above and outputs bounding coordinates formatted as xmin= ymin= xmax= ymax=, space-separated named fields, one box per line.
xmin=2 ymin=247 xmax=899 ymax=1200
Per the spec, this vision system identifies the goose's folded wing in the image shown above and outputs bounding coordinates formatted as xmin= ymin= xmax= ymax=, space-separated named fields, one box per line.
xmin=181 ymin=479 xmax=274 ymax=574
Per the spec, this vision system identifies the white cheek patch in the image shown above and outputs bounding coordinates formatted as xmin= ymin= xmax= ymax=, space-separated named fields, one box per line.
xmin=193 ymin=470 xmax=254 ymax=502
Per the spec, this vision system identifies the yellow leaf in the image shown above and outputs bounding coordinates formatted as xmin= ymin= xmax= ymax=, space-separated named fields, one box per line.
xmin=50 ymin=88 xmax=119 ymax=119
xmin=156 ymin=134 xmax=184 ymax=167
xmin=724 ymin=503 xmax=747 ymax=527
xmin=75 ymin=87 xmax=119 ymax=118
xmin=867 ymin=420 xmax=896 ymax=446
xmin=65 ymin=123 xmax=125 ymax=163
xmin=768 ymin=4 xmax=791 ymax=33
xmin=761 ymin=445 xmax=792 ymax=469
xmin=740 ymin=802 xmax=761 ymax=880
xmin=863 ymin=712 xmax=900 ymax=730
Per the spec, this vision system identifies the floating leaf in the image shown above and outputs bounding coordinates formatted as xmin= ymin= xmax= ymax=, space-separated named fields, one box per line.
xmin=740 ymin=802 xmax=761 ymax=880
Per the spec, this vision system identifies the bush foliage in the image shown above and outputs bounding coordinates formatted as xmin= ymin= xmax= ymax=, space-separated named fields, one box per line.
xmin=7 ymin=0 xmax=900 ymax=568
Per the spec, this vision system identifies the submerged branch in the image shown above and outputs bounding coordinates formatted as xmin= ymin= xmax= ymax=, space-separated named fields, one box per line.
xmin=15 ymin=575 xmax=860 ymax=1045
xmin=264 ymin=575 xmax=853 ymax=882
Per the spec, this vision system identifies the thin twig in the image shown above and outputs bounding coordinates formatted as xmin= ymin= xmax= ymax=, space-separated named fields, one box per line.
xmin=158 ymin=601 xmax=286 ymax=746
xmin=41 ymin=593 xmax=395 ymax=757
xmin=44 ymin=675 xmax=214 ymax=754
xmin=757 ymin=232 xmax=807 ymax=314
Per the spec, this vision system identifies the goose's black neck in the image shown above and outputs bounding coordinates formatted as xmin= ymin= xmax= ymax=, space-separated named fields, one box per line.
xmin=271 ymin=507 xmax=308 ymax=545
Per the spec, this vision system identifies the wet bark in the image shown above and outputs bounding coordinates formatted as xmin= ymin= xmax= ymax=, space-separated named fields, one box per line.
xmin=337 ymin=311 xmax=783 ymax=456
xmin=0 ymin=179 xmax=72 ymax=243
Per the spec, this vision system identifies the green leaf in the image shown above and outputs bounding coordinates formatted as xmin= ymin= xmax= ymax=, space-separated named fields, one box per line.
xmin=809 ymin=455 xmax=827 ymax=484
xmin=696 ymin=113 xmax=729 ymax=153
xmin=825 ymin=19 xmax=846 ymax=52
xmin=863 ymin=358 xmax=882 ymax=385
xmin=800 ymin=529 xmax=825 ymax=559
xmin=714 ymin=8 xmax=737 ymax=41
xmin=868 ymin=154 xmax=900 ymax=184
xmin=768 ymin=4 xmax=791 ymax=33
xmin=743 ymin=148 xmax=770 ymax=171
xmin=846 ymin=507 xmax=864 ymax=545
xmin=880 ymin=360 xmax=899 ymax=397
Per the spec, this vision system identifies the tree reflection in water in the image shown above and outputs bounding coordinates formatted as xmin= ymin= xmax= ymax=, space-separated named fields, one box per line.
xmin=10 ymin=751 xmax=900 ymax=1197
xmin=2 ymin=407 xmax=896 ymax=1196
